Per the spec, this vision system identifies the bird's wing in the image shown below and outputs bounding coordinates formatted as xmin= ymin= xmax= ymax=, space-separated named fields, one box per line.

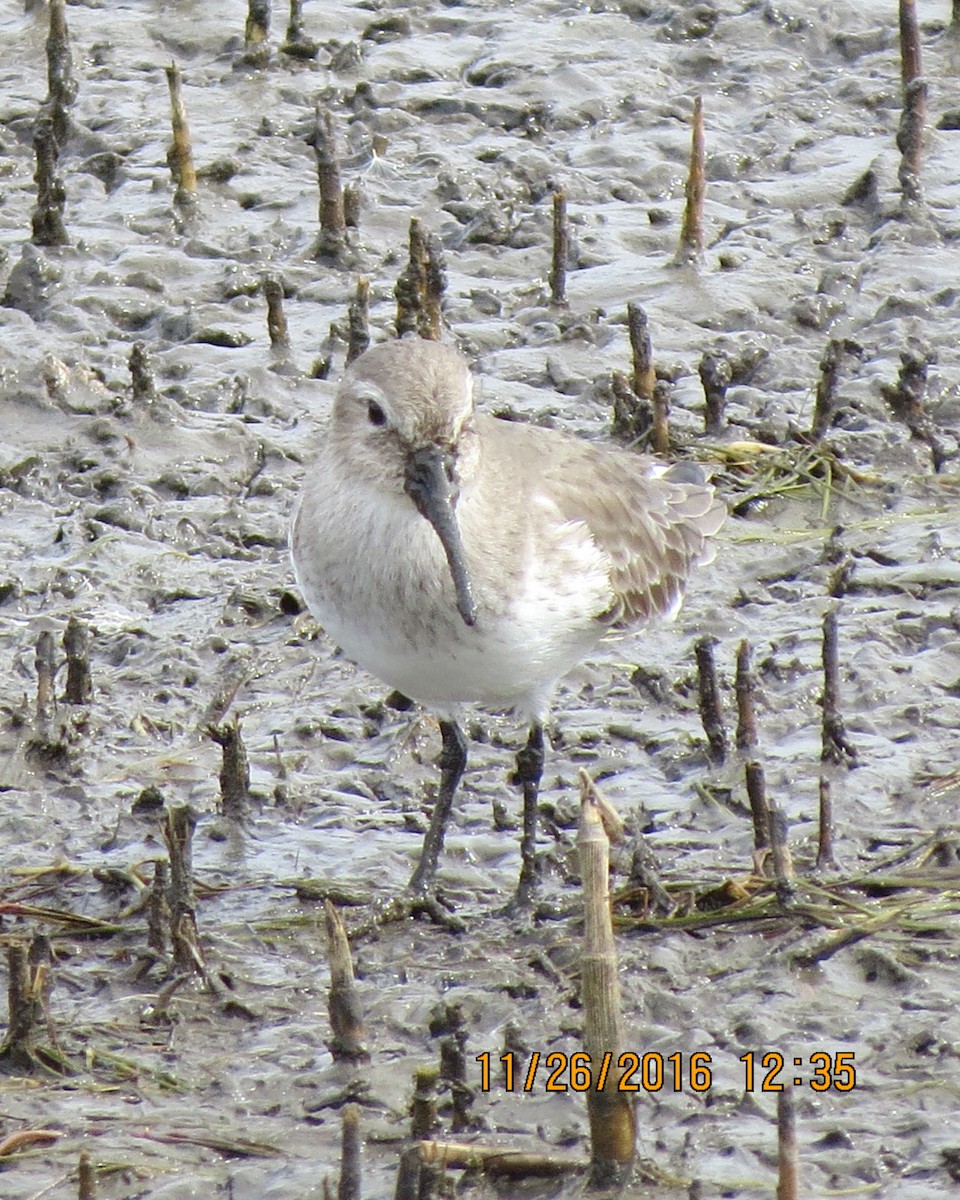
xmin=543 ymin=443 xmax=726 ymax=626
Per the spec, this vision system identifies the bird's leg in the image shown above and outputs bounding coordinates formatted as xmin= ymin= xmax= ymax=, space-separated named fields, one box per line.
xmin=408 ymin=719 xmax=467 ymax=892
xmin=514 ymin=720 xmax=544 ymax=906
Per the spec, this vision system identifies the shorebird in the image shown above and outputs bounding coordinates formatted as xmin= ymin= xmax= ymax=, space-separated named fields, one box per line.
xmin=291 ymin=337 xmax=725 ymax=904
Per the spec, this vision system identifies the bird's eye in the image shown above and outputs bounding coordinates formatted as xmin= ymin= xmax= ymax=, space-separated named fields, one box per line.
xmin=367 ymin=400 xmax=387 ymax=427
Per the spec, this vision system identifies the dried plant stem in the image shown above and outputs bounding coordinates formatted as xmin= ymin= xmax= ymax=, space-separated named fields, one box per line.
xmin=677 ymin=96 xmax=705 ymax=263
xmin=393 ymin=1146 xmax=422 ymax=1200
xmin=207 ymin=718 xmax=251 ymax=819
xmin=881 ymin=343 xmax=945 ymax=470
xmin=768 ymin=799 xmax=794 ymax=905
xmin=0 ymin=943 xmax=42 ymax=1070
xmin=395 ymin=218 xmax=445 ymax=341
xmin=343 ymin=182 xmax=361 ymax=228
xmin=282 ymin=0 xmax=318 ymax=56
xmin=325 ymin=900 xmax=369 ymax=1062
xmin=418 ymin=1140 xmax=586 ymax=1178
xmin=899 ymin=0 xmax=922 ymax=86
xmin=776 ymin=1089 xmax=799 ymax=1200
xmin=165 ymin=63 xmax=197 ymax=207
xmin=338 ymin=1104 xmax=361 ymax=1200
xmin=627 ymin=302 xmax=655 ymax=400
xmin=897 ymin=0 xmax=925 ymax=207
xmin=735 ymin=639 xmax=757 ymax=752
xmin=31 ymin=117 xmax=68 ymax=247
xmin=651 ymin=380 xmax=670 ymax=455
xmin=346 ymin=277 xmax=370 ymax=365
xmin=164 ymin=805 xmax=204 ymax=977
xmin=897 ymin=78 xmax=927 ymax=207
xmin=821 ymin=607 xmax=857 ymax=766
xmin=411 ymin=1066 xmax=440 ymax=1140
xmin=35 ymin=627 xmax=57 ymax=723
xmin=609 ymin=370 xmax=651 ymax=443
xmin=549 ymin=187 xmax=568 ymax=304
xmin=578 ymin=774 xmax=636 ymax=1186
xmin=315 ymin=106 xmax=346 ymax=258
xmin=699 ymin=352 xmax=730 ymax=436
xmin=129 ymin=342 xmax=158 ymax=404
xmin=46 ymin=0 xmax=76 ymax=145
xmin=78 ymin=1148 xmax=97 ymax=1200
xmin=811 ymin=338 xmax=842 ymax=440
xmin=245 ymin=0 xmax=270 ymax=47
xmin=147 ymin=859 xmax=169 ymax=955
xmin=439 ymin=1031 xmax=471 ymax=1132
xmin=817 ymin=776 xmax=835 ymax=868
xmin=695 ymin=635 xmax=727 ymax=766
xmin=745 ymin=760 xmax=770 ymax=851
xmin=63 ymin=615 xmax=92 ymax=704
xmin=263 ymin=276 xmax=290 ymax=349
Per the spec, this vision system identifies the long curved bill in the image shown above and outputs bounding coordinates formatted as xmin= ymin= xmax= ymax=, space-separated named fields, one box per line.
xmin=404 ymin=445 xmax=477 ymax=627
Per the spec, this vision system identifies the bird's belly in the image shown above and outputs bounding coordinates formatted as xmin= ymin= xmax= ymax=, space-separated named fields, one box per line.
xmin=322 ymin=599 xmax=601 ymax=717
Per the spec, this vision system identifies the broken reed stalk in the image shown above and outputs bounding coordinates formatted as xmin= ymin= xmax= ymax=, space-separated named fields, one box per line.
xmin=129 ymin=341 xmax=158 ymax=404
xmin=745 ymin=760 xmax=770 ymax=851
xmin=63 ymin=615 xmax=92 ymax=704
xmin=767 ymin=800 xmax=794 ymax=906
xmin=35 ymin=627 xmax=56 ymax=724
xmin=439 ymin=1032 xmax=471 ymax=1132
xmin=78 ymin=1148 xmax=96 ymax=1200
xmin=245 ymin=0 xmax=271 ymax=47
xmin=677 ymin=95 xmax=705 ymax=264
xmin=0 ymin=943 xmax=42 ymax=1071
xmin=811 ymin=338 xmax=842 ymax=440
xmin=776 ymin=1089 xmax=799 ymax=1200
xmin=420 ymin=230 xmax=445 ymax=342
xmin=412 ymin=1070 xmax=441 ymax=1132
xmin=338 ymin=1104 xmax=361 ymax=1200
xmin=282 ymin=0 xmax=318 ymax=58
xmin=287 ymin=0 xmax=305 ymax=41
xmin=395 ymin=218 xmax=446 ymax=341
xmin=881 ymin=343 xmax=945 ymax=471
xmin=897 ymin=0 xmax=926 ymax=208
xmin=324 ymin=900 xmax=370 ymax=1062
xmin=419 ymin=1140 xmax=586 ymax=1179
xmin=816 ymin=776 xmax=835 ymax=868
xmin=609 ymin=370 xmax=652 ymax=443
xmin=699 ymin=351 xmax=730 ymax=436
xmin=31 ymin=117 xmax=68 ymax=247
xmin=263 ymin=275 xmax=290 ymax=349
xmin=821 ymin=606 xmax=856 ymax=767
xmin=314 ymin=105 xmax=347 ymax=258
xmin=343 ymin=181 xmax=361 ymax=228
xmin=207 ymin=718 xmax=251 ymax=819
xmin=734 ymin=639 xmax=757 ymax=752
xmin=897 ymin=77 xmax=927 ymax=207
xmin=578 ymin=773 xmax=636 ymax=1187
xmin=147 ymin=858 xmax=169 ymax=954
xmin=695 ymin=635 xmax=727 ymax=766
xmin=165 ymin=63 xmax=197 ymax=207
xmin=346 ymin=276 xmax=370 ymax=365
xmin=46 ymin=0 xmax=76 ymax=146
xmin=651 ymin=380 xmax=670 ymax=455
xmin=627 ymin=302 xmax=655 ymax=400
xmin=899 ymin=0 xmax=922 ymax=87
xmin=164 ymin=804 xmax=204 ymax=976
xmin=549 ymin=187 xmax=568 ymax=304
xmin=394 ymin=1145 xmax=421 ymax=1200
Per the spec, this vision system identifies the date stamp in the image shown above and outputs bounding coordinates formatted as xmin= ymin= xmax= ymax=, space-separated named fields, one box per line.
xmin=475 ymin=1050 xmax=856 ymax=1094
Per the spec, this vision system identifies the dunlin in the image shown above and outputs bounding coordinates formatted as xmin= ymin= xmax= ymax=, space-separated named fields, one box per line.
xmin=291 ymin=337 xmax=725 ymax=904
